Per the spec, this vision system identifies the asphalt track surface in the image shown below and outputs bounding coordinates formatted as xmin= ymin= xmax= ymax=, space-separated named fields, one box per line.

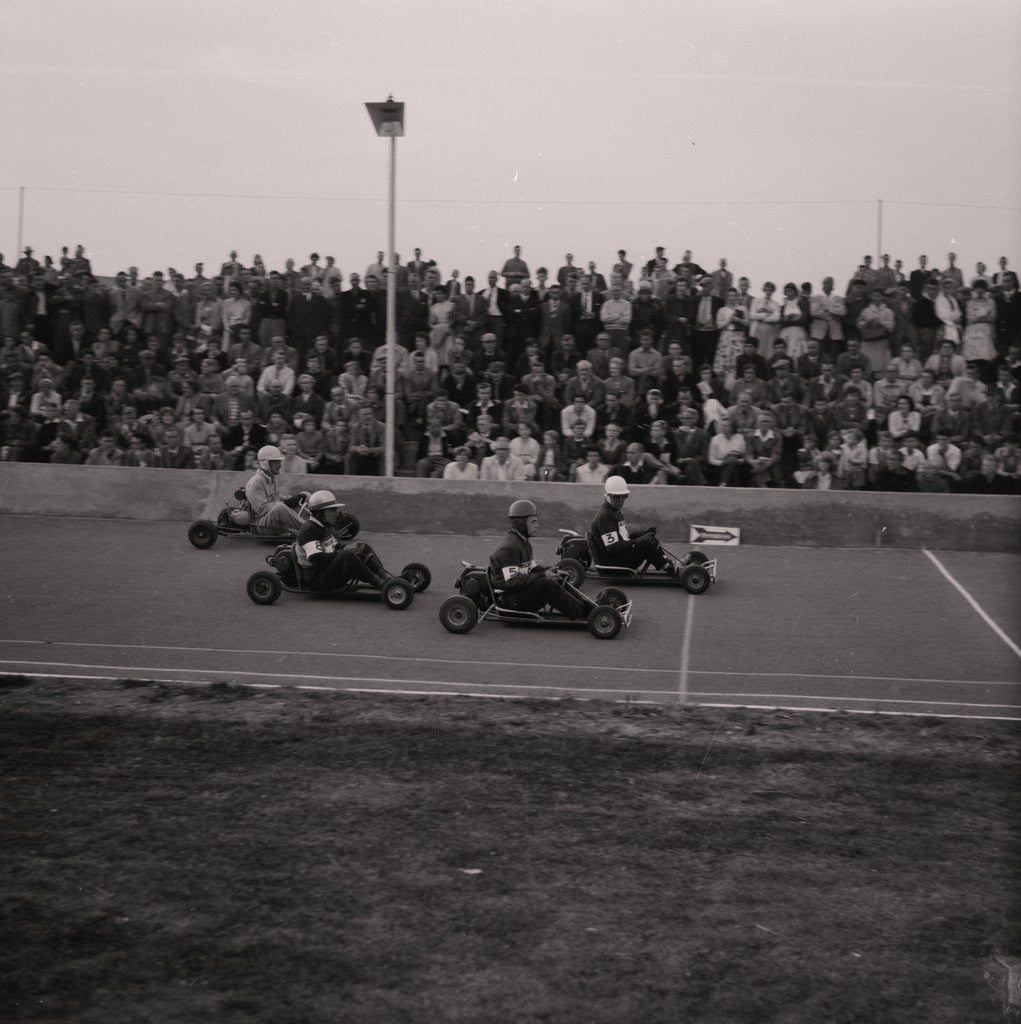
xmin=2 ymin=515 xmax=1019 ymax=721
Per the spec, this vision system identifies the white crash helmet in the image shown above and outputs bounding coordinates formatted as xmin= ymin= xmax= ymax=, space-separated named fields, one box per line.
xmin=257 ymin=444 xmax=284 ymax=469
xmin=307 ymin=489 xmax=345 ymax=515
xmin=604 ymin=475 xmax=630 ymax=497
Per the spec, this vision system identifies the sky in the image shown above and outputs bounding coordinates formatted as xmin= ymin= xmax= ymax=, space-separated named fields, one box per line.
xmin=1 ymin=0 xmax=1019 ymax=290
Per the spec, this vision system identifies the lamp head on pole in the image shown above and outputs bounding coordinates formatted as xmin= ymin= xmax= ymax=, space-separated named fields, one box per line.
xmin=365 ymin=97 xmax=405 ymax=138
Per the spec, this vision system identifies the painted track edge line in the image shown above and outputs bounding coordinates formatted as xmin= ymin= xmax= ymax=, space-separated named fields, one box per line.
xmin=923 ymin=549 xmax=1021 ymax=658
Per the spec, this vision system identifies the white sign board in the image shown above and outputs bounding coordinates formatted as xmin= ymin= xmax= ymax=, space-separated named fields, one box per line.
xmin=689 ymin=525 xmax=741 ymax=546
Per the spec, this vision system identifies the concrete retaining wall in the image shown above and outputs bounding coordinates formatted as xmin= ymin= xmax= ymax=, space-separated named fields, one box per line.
xmin=1 ymin=463 xmax=1018 ymax=551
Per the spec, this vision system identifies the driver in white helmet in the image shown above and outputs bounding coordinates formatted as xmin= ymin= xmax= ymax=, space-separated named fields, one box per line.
xmin=296 ymin=490 xmax=393 ymax=591
xmin=244 ymin=444 xmax=307 ymax=532
xmin=589 ymin=475 xmax=682 ymax=574
xmin=489 ymin=499 xmax=586 ymax=618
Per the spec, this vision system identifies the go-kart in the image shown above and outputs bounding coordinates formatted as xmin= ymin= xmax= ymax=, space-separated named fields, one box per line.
xmin=245 ymin=541 xmax=431 ymax=610
xmin=187 ymin=489 xmax=360 ymax=550
xmin=554 ymin=528 xmax=717 ymax=595
xmin=438 ymin=561 xmax=633 ymax=639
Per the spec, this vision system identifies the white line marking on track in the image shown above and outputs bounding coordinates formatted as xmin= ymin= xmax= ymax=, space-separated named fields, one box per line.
xmin=1 ymin=667 xmax=1017 ymax=711
xmin=1 ymin=641 xmax=1016 ymax=687
xmin=923 ymin=549 xmax=1021 ymax=658
xmin=4 ymin=673 xmax=1019 ymax=720
xmin=0 ymin=661 xmax=673 ymax=693
xmin=678 ymin=595 xmax=695 ymax=704
xmin=0 ymin=640 xmax=657 ymax=675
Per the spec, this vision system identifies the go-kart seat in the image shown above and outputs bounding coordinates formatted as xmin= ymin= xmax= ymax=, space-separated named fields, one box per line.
xmin=462 ymin=569 xmax=495 ymax=605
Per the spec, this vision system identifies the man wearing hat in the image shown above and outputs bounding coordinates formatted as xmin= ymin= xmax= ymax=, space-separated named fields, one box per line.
xmin=15 ymin=247 xmax=40 ymax=277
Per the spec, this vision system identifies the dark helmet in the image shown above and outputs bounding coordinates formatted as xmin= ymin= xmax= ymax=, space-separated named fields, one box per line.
xmin=507 ymin=499 xmax=537 ymax=518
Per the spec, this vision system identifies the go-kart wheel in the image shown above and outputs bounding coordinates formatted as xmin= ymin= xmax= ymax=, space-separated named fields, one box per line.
xmin=439 ymin=596 xmax=479 ymax=634
xmin=555 ymin=557 xmax=586 ymax=588
xmin=246 ymin=571 xmax=282 ymax=605
xmin=686 ymin=551 xmax=710 ymax=566
xmin=381 ymin=578 xmax=414 ymax=610
xmin=401 ymin=562 xmax=432 ymax=593
xmin=187 ymin=520 xmax=218 ymax=549
xmin=594 ymin=587 xmax=628 ymax=610
xmin=563 ymin=539 xmax=590 ymax=565
xmin=336 ymin=512 xmax=360 ymax=541
xmin=680 ymin=564 xmax=712 ymax=595
xmin=587 ymin=605 xmax=622 ymax=640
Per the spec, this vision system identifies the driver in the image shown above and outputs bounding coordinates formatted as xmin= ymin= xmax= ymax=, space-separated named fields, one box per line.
xmin=489 ymin=499 xmax=586 ymax=619
xmin=244 ymin=444 xmax=307 ymax=532
xmin=589 ymin=475 xmax=681 ymax=574
xmin=296 ymin=490 xmax=393 ymax=592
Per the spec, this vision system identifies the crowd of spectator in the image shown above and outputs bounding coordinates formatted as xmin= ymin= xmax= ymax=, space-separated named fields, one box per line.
xmin=1 ymin=242 xmax=1019 ymax=494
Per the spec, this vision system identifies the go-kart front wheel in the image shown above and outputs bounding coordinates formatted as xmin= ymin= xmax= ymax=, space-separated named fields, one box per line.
xmin=586 ymin=605 xmax=622 ymax=640
xmin=188 ymin=520 xmax=218 ymax=549
xmin=595 ymin=587 xmax=628 ymax=610
xmin=401 ymin=562 xmax=432 ymax=593
xmin=247 ymin=571 xmax=282 ymax=605
xmin=439 ymin=596 xmax=479 ymax=634
xmin=680 ymin=564 xmax=712 ymax=595
xmin=555 ymin=557 xmax=587 ymax=588
xmin=685 ymin=551 xmax=710 ymax=566
xmin=381 ymin=578 xmax=414 ymax=610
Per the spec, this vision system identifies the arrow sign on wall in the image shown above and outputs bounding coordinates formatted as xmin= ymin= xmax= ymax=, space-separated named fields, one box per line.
xmin=689 ymin=525 xmax=741 ymax=545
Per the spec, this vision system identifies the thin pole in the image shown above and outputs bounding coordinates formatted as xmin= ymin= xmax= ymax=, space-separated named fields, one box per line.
xmin=384 ymin=134 xmax=397 ymax=478
xmin=876 ymin=198 xmax=883 ymax=264
xmin=17 ymin=186 xmax=25 ymax=256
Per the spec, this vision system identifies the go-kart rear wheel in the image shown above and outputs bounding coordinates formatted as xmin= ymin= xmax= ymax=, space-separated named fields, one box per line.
xmin=439 ymin=596 xmax=479 ymax=634
xmin=680 ymin=564 xmax=712 ymax=595
xmin=587 ymin=605 xmax=622 ymax=640
xmin=401 ymin=562 xmax=432 ymax=593
xmin=188 ymin=520 xmax=218 ymax=549
xmin=247 ymin=571 xmax=282 ymax=605
xmin=595 ymin=587 xmax=628 ymax=610
xmin=381 ymin=578 xmax=414 ymax=610
xmin=336 ymin=512 xmax=360 ymax=541
xmin=685 ymin=551 xmax=710 ymax=566
xmin=555 ymin=557 xmax=586 ymax=588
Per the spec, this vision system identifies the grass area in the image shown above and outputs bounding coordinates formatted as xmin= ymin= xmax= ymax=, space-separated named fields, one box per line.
xmin=1 ymin=676 xmax=1019 ymax=1024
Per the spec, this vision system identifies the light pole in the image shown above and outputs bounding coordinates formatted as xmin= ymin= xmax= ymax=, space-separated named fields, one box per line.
xmin=365 ymin=97 xmax=405 ymax=477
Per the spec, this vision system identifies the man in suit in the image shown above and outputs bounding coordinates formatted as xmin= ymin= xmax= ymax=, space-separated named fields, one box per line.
xmin=809 ymin=277 xmax=846 ymax=355
xmin=108 ymin=271 xmax=143 ymax=338
xmin=406 ymin=248 xmax=433 ymax=283
xmin=155 ymin=425 xmax=194 ymax=469
xmin=223 ymin=408 xmax=268 ymax=469
xmin=690 ymin=277 xmax=723 ymax=369
xmin=454 ymin=275 xmax=488 ymax=348
xmin=211 ymin=375 xmax=255 ymax=428
xmin=340 ymin=273 xmax=373 ymax=342
xmin=479 ymin=269 xmax=508 ymax=343
xmin=539 ymin=282 xmax=573 ymax=355
xmin=288 ymin=277 xmax=332 ymax=354
xmin=586 ymin=262 xmax=608 ymax=293
xmin=570 ymin=274 xmax=603 ymax=351
xmin=502 ymin=281 xmax=541 ymax=365
xmin=396 ymin=274 xmax=429 ymax=348
xmin=909 ymin=255 xmax=936 ymax=299
xmin=909 ymin=278 xmax=942 ymax=362
xmin=995 ymin=272 xmax=1020 ymax=355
